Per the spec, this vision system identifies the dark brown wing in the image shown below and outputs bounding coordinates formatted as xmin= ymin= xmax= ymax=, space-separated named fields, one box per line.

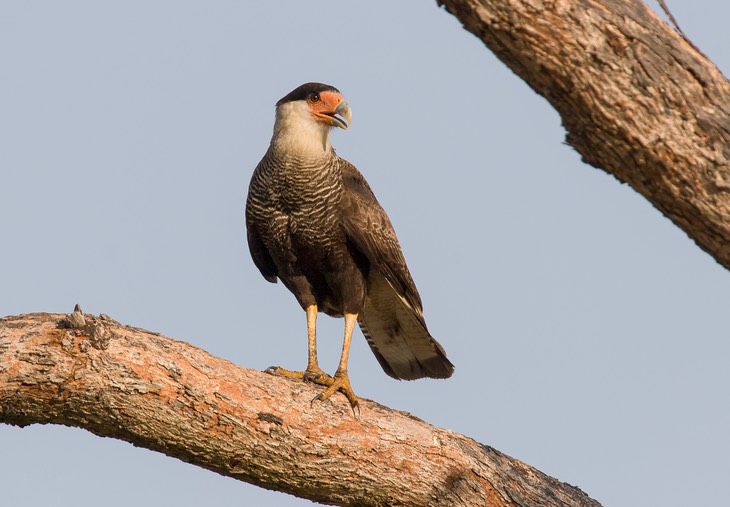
xmin=339 ymin=159 xmax=454 ymax=380
xmin=245 ymin=196 xmax=278 ymax=283
xmin=340 ymin=161 xmax=422 ymax=314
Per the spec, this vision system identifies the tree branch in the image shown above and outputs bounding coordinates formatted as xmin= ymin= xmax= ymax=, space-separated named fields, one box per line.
xmin=437 ymin=0 xmax=730 ymax=269
xmin=0 ymin=311 xmax=599 ymax=507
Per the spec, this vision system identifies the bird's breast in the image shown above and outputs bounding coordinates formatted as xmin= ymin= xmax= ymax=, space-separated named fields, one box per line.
xmin=250 ymin=152 xmax=346 ymax=250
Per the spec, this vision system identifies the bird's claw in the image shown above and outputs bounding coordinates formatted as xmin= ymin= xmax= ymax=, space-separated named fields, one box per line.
xmin=310 ymin=371 xmax=360 ymax=416
xmin=311 ymin=393 xmax=360 ymax=417
xmin=265 ymin=365 xmax=359 ymax=416
xmin=303 ymin=371 xmax=322 ymax=383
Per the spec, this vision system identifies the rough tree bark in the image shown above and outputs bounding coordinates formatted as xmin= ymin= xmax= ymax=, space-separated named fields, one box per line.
xmin=0 ymin=311 xmax=599 ymax=507
xmin=437 ymin=0 xmax=730 ymax=269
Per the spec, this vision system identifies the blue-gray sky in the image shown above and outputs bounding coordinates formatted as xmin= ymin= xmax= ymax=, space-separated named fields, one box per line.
xmin=1 ymin=2 xmax=728 ymax=506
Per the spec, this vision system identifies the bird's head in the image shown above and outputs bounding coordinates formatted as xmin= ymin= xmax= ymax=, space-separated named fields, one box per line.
xmin=272 ymin=82 xmax=352 ymax=154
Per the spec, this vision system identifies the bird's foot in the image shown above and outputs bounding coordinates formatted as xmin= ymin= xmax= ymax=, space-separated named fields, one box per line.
xmin=264 ymin=365 xmax=335 ymax=385
xmin=302 ymin=367 xmax=336 ymax=386
xmin=311 ymin=370 xmax=360 ymax=416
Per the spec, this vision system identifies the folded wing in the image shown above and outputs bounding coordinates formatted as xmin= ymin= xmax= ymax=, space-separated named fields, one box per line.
xmin=339 ymin=160 xmax=454 ymax=380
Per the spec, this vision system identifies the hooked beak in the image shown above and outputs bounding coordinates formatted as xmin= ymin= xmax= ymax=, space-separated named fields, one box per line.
xmin=327 ymin=100 xmax=352 ymax=130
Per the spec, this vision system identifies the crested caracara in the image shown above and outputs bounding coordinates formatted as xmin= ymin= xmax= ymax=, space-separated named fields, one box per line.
xmin=246 ymin=82 xmax=453 ymax=413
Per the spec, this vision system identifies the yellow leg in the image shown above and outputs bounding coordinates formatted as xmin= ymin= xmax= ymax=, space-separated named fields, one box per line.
xmin=265 ymin=305 xmax=333 ymax=384
xmin=312 ymin=312 xmax=360 ymax=414
xmin=305 ymin=305 xmax=320 ymax=371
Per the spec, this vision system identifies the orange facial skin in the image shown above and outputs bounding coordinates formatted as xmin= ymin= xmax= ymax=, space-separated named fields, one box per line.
xmin=308 ymin=91 xmax=351 ymax=129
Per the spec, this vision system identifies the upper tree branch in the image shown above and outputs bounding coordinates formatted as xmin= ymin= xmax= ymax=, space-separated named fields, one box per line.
xmin=0 ymin=311 xmax=599 ymax=507
xmin=438 ymin=0 xmax=730 ymax=269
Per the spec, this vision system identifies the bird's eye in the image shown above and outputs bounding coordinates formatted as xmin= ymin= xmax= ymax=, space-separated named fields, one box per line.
xmin=309 ymin=92 xmax=320 ymax=103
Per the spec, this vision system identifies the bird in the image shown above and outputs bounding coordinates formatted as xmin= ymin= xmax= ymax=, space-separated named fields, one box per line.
xmin=246 ymin=82 xmax=453 ymax=412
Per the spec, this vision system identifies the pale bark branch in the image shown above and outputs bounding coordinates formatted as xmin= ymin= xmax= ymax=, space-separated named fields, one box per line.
xmin=0 ymin=311 xmax=600 ymax=507
xmin=437 ymin=0 xmax=730 ymax=269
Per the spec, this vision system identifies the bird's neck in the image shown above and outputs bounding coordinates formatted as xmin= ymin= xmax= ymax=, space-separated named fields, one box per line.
xmin=270 ymin=104 xmax=333 ymax=159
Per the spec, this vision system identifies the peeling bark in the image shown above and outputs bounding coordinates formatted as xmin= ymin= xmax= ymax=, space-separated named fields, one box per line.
xmin=0 ymin=311 xmax=600 ymax=507
xmin=437 ymin=0 xmax=730 ymax=269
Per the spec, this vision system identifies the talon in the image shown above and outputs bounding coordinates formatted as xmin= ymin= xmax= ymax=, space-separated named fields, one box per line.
xmin=264 ymin=366 xmax=281 ymax=375
xmin=311 ymin=370 xmax=359 ymax=415
xmin=302 ymin=366 xmax=334 ymax=386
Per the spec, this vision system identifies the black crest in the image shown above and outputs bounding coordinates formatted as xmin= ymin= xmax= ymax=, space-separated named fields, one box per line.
xmin=276 ymin=82 xmax=340 ymax=106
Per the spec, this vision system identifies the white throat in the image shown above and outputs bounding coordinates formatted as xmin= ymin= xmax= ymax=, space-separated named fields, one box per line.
xmin=271 ymin=101 xmax=332 ymax=156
